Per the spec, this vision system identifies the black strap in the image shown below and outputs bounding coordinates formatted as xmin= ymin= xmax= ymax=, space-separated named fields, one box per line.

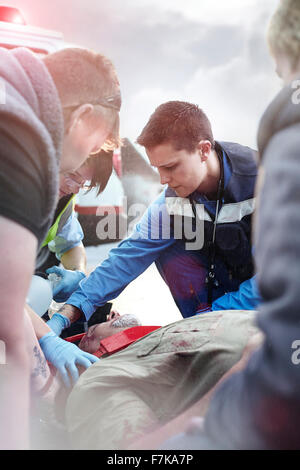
xmin=206 ymin=149 xmax=224 ymax=303
xmin=191 ymin=147 xmax=225 ymax=305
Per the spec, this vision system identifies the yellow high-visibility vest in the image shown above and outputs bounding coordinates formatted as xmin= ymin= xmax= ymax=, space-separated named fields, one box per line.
xmin=41 ymin=194 xmax=76 ymax=248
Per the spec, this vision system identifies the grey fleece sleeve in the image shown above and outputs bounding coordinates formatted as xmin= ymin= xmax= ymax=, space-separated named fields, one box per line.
xmin=200 ymin=124 xmax=300 ymax=449
xmin=163 ymin=123 xmax=300 ymax=450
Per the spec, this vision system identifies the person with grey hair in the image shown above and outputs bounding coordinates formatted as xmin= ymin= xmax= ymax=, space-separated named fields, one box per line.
xmin=27 ymin=308 xmax=259 ymax=450
xmin=65 ymin=309 xmax=259 ymax=450
xmin=143 ymin=0 xmax=300 ymax=450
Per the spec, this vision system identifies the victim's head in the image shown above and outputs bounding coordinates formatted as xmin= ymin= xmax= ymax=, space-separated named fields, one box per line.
xmin=78 ymin=313 xmax=141 ymax=354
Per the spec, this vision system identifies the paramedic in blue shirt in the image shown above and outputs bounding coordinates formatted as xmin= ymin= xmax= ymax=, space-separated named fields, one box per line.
xmin=48 ymin=101 xmax=260 ymax=336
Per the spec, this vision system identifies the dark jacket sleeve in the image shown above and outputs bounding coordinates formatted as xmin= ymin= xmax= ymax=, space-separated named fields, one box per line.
xmin=192 ymin=124 xmax=300 ymax=449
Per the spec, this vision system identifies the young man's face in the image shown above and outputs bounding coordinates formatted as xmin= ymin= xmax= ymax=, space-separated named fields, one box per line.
xmin=146 ymin=142 xmax=207 ymax=198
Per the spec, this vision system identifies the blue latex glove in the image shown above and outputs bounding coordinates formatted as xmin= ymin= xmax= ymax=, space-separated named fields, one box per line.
xmin=46 ymin=312 xmax=71 ymax=336
xmin=46 ymin=266 xmax=86 ymax=303
xmin=39 ymin=331 xmax=99 ymax=387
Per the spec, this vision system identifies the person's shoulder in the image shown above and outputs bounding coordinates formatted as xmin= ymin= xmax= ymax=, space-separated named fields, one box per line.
xmin=218 ymin=140 xmax=257 ymax=156
xmin=218 ymin=141 xmax=258 ymax=176
xmin=258 ymin=81 xmax=300 ymax=157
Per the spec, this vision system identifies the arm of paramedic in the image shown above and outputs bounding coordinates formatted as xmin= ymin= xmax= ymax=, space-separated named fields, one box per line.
xmin=212 ymin=276 xmax=261 ymax=311
xmin=0 ymin=216 xmax=37 ymax=449
xmin=61 ymin=243 xmax=86 ymax=273
xmin=49 ymin=213 xmax=86 ymax=272
xmin=61 ymin=190 xmax=175 ymax=323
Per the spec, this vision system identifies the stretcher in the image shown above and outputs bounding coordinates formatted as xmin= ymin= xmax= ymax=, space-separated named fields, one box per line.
xmin=65 ymin=325 xmax=161 ymax=358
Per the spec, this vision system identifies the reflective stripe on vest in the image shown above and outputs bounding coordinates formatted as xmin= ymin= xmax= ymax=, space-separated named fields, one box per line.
xmin=41 ymin=194 xmax=76 ymax=248
xmin=166 ymin=197 xmax=256 ymax=223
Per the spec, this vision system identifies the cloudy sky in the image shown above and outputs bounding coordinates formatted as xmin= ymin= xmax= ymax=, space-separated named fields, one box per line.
xmin=4 ymin=0 xmax=281 ymax=149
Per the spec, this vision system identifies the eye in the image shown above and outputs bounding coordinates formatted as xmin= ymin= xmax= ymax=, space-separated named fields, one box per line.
xmin=69 ymin=172 xmax=84 ymax=184
xmin=87 ymin=324 xmax=98 ymax=336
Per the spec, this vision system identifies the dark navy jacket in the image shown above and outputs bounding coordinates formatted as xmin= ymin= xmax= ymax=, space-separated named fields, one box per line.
xmin=67 ymin=141 xmax=257 ymax=321
xmin=165 ymin=141 xmax=257 ymax=282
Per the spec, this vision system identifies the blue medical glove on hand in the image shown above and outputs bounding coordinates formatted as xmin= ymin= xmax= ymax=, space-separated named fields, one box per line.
xmin=46 ymin=266 xmax=86 ymax=303
xmin=39 ymin=331 xmax=99 ymax=388
xmin=46 ymin=312 xmax=71 ymax=336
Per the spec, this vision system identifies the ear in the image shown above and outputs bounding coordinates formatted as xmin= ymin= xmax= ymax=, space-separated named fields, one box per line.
xmin=68 ymin=104 xmax=94 ymax=133
xmin=197 ymin=140 xmax=212 ymax=162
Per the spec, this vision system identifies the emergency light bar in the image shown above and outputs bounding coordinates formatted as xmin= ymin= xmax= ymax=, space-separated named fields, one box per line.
xmin=0 ymin=6 xmax=26 ymax=25
xmin=0 ymin=6 xmax=64 ymax=54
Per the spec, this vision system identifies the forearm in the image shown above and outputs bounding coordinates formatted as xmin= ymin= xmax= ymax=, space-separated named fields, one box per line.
xmin=61 ymin=243 xmax=86 ymax=273
xmin=1 ymin=306 xmax=31 ymax=450
xmin=25 ymin=304 xmax=51 ymax=340
xmin=0 ymin=335 xmax=30 ymax=450
xmin=0 ymin=217 xmax=37 ymax=449
xmin=57 ymin=303 xmax=83 ymax=324
xmin=47 ymin=302 xmax=83 ymax=335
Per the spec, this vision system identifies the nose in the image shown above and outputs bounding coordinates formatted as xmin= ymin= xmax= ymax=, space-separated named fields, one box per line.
xmin=159 ymin=171 xmax=170 ymax=185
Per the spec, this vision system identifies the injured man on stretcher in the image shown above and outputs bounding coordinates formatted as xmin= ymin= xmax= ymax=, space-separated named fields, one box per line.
xmin=28 ymin=306 xmax=261 ymax=450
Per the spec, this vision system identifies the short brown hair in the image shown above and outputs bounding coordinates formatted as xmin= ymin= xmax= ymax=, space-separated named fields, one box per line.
xmin=43 ymin=47 xmax=121 ymax=150
xmin=137 ymin=101 xmax=215 ymax=152
xmin=268 ymin=0 xmax=300 ymax=69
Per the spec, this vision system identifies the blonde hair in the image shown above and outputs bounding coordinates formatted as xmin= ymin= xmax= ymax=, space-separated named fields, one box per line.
xmin=43 ymin=47 xmax=121 ymax=150
xmin=268 ymin=0 xmax=300 ymax=68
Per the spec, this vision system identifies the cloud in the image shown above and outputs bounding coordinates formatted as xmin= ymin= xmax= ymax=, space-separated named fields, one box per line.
xmin=113 ymin=1 xmax=281 ymax=145
xmin=4 ymin=0 xmax=280 ymax=146
xmin=184 ymin=56 xmax=280 ymax=147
